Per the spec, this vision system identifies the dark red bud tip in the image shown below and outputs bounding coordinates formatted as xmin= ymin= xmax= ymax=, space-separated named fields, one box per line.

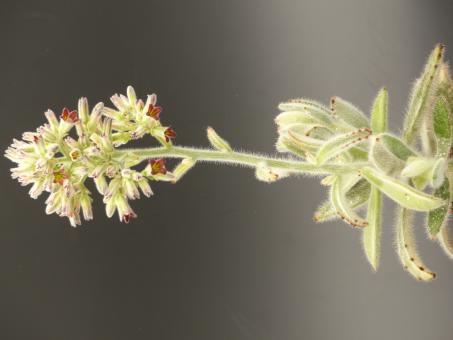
xmin=147 ymin=104 xmax=162 ymax=120
xmin=60 ymin=108 xmax=79 ymax=123
xmin=164 ymin=127 xmax=176 ymax=142
xmin=122 ymin=212 xmax=137 ymax=224
xmin=149 ymin=158 xmax=167 ymax=175
xmin=33 ymin=135 xmax=41 ymax=143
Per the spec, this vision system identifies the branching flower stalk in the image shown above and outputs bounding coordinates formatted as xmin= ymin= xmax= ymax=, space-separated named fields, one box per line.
xmin=5 ymin=44 xmax=453 ymax=281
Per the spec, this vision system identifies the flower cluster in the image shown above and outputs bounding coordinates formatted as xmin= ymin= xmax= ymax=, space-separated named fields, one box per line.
xmin=5 ymin=86 xmax=176 ymax=226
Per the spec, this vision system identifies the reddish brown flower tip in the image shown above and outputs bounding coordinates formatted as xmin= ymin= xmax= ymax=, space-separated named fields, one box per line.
xmin=164 ymin=127 xmax=176 ymax=142
xmin=122 ymin=212 xmax=137 ymax=224
xmin=149 ymin=158 xmax=167 ymax=175
xmin=60 ymin=108 xmax=79 ymax=123
xmin=33 ymin=135 xmax=41 ymax=143
xmin=146 ymin=104 xmax=162 ymax=120
xmin=53 ymin=167 xmax=68 ymax=185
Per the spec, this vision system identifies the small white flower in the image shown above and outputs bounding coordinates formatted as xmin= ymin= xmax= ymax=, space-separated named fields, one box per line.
xmin=6 ymin=86 xmax=178 ymax=226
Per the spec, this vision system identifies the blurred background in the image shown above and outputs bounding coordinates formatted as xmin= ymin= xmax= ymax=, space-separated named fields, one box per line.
xmin=1 ymin=0 xmax=453 ymax=339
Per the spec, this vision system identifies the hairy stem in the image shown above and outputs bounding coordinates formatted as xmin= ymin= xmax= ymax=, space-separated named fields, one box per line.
xmin=114 ymin=145 xmax=366 ymax=175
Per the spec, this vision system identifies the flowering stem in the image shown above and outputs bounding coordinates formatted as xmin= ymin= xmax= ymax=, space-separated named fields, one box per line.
xmin=115 ymin=145 xmax=366 ymax=175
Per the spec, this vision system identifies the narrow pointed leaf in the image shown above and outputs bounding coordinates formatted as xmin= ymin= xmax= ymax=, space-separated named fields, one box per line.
xmin=370 ymin=88 xmax=388 ymax=134
xmin=275 ymin=135 xmax=308 ymax=158
xmin=363 ymin=186 xmax=382 ymax=270
xmin=330 ymin=175 xmax=368 ymax=227
xmin=275 ymin=111 xmax=324 ymax=127
xmin=396 ymin=207 xmax=436 ymax=281
xmin=403 ymin=43 xmax=444 ymax=144
xmin=314 ymin=179 xmax=370 ymax=222
xmin=401 ymin=157 xmax=434 ymax=178
xmin=427 ymin=177 xmax=450 ymax=237
xmin=171 ymin=158 xmax=196 ymax=183
xmin=432 ymin=96 xmax=452 ymax=157
xmin=438 ymin=222 xmax=453 ymax=259
xmin=369 ymin=136 xmax=407 ymax=176
xmin=278 ymin=99 xmax=336 ymax=127
xmin=430 ymin=158 xmax=446 ymax=189
xmin=361 ymin=167 xmax=446 ymax=211
xmin=380 ymin=134 xmax=417 ymax=161
xmin=207 ymin=127 xmax=232 ymax=152
xmin=279 ymin=124 xmax=324 ymax=155
xmin=316 ymin=128 xmax=372 ymax=165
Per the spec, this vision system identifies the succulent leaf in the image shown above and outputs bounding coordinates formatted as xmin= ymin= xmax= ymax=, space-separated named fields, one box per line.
xmin=427 ymin=177 xmax=450 ymax=237
xmin=314 ymin=178 xmax=370 ymax=222
xmin=207 ymin=127 xmax=233 ymax=152
xmin=361 ymin=167 xmax=446 ymax=211
xmin=330 ymin=96 xmax=370 ymax=129
xmin=278 ymin=99 xmax=337 ymax=128
xmin=330 ymin=174 xmax=369 ymax=227
xmin=370 ymin=88 xmax=388 ymax=134
xmin=363 ymin=187 xmax=382 ymax=270
xmin=403 ymin=43 xmax=444 ymax=145
xmin=396 ymin=207 xmax=436 ymax=281
xmin=316 ymin=128 xmax=372 ymax=165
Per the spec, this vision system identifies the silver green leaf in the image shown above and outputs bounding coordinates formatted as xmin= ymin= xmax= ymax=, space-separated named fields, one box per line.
xmin=438 ymin=222 xmax=453 ymax=259
xmin=427 ymin=177 xmax=450 ymax=237
xmin=278 ymin=99 xmax=337 ymax=128
xmin=363 ymin=186 xmax=382 ymax=270
xmin=403 ymin=43 xmax=444 ymax=145
xmin=369 ymin=134 xmax=417 ymax=176
xmin=275 ymin=110 xmax=322 ymax=127
xmin=361 ymin=167 xmax=446 ymax=211
xmin=331 ymin=96 xmax=370 ymax=129
xmin=330 ymin=174 xmax=369 ymax=227
xmin=396 ymin=207 xmax=436 ymax=281
xmin=316 ymin=128 xmax=372 ymax=165
xmin=363 ymin=88 xmax=387 ymax=270
xmin=207 ymin=127 xmax=233 ymax=152
xmin=432 ymin=96 xmax=452 ymax=157
xmin=314 ymin=178 xmax=370 ymax=222
xmin=370 ymin=88 xmax=388 ymax=134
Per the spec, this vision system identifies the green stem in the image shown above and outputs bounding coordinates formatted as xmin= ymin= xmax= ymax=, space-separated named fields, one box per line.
xmin=114 ymin=145 xmax=366 ymax=175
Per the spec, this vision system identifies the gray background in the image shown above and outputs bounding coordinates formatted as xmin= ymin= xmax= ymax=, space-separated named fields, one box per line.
xmin=0 ymin=0 xmax=452 ymax=339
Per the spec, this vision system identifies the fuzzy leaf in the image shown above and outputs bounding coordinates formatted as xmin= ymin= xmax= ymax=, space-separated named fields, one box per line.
xmin=314 ymin=179 xmax=370 ymax=222
xmin=427 ymin=177 xmax=450 ymax=237
xmin=331 ymin=96 xmax=370 ymax=129
xmin=403 ymin=43 xmax=444 ymax=144
xmin=396 ymin=207 xmax=436 ymax=281
xmin=275 ymin=135 xmax=308 ymax=159
xmin=207 ymin=127 xmax=232 ymax=152
xmin=363 ymin=186 xmax=382 ymax=270
xmin=438 ymin=222 xmax=453 ymax=259
xmin=432 ymin=96 xmax=452 ymax=157
xmin=278 ymin=124 xmax=324 ymax=155
xmin=401 ymin=157 xmax=434 ymax=178
xmin=330 ymin=175 xmax=369 ymax=227
xmin=370 ymin=88 xmax=388 ymax=134
xmin=171 ymin=158 xmax=196 ymax=183
xmin=361 ymin=167 xmax=446 ymax=211
xmin=278 ymin=99 xmax=337 ymax=127
xmin=380 ymin=134 xmax=417 ymax=161
xmin=369 ymin=136 xmax=407 ymax=176
xmin=430 ymin=158 xmax=446 ymax=189
xmin=275 ymin=111 xmax=323 ymax=127
xmin=316 ymin=128 xmax=372 ymax=165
